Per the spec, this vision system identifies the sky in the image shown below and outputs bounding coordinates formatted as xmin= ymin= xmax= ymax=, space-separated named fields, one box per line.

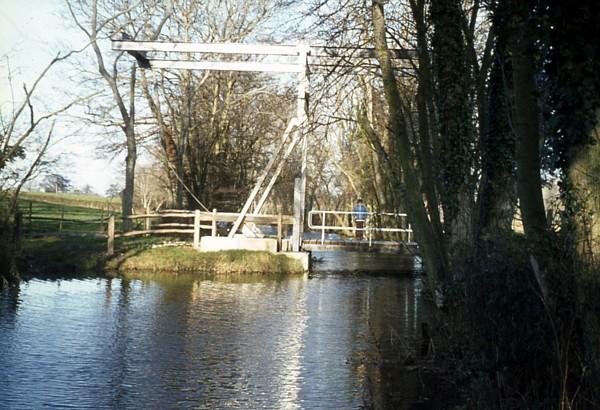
xmin=1 ymin=0 xmax=121 ymax=195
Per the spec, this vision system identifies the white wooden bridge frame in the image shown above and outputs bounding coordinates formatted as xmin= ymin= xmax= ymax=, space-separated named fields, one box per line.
xmin=111 ymin=39 xmax=414 ymax=252
xmin=307 ymin=210 xmax=413 ymax=246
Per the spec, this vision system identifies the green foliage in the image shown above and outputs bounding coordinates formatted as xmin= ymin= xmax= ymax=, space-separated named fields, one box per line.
xmin=430 ymin=0 xmax=475 ymax=234
xmin=442 ymin=234 xmax=552 ymax=407
xmin=439 ymin=231 xmax=600 ymax=408
xmin=540 ymin=1 xmax=600 ymax=171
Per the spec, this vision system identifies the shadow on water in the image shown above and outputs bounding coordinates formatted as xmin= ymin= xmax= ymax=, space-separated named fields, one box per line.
xmin=311 ymin=250 xmax=423 ymax=275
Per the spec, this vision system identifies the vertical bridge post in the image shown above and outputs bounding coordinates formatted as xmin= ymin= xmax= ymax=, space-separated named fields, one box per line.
xmin=291 ymin=43 xmax=310 ymax=252
xmin=211 ymin=208 xmax=217 ymax=237
xmin=193 ymin=209 xmax=200 ymax=248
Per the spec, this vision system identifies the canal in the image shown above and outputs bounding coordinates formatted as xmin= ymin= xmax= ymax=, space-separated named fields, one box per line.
xmin=0 ymin=251 xmax=433 ymax=409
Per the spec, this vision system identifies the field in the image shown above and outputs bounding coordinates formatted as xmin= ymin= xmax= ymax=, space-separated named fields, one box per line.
xmin=13 ymin=192 xmax=127 ymax=234
xmin=19 ymin=191 xmax=121 ymax=212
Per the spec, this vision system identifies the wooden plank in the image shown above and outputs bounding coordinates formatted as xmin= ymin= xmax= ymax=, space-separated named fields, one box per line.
xmin=115 ymin=229 xmax=194 ymax=238
xmin=119 ymin=210 xmax=294 ymax=225
xmin=112 ymin=41 xmax=302 ymax=55
xmin=193 ymin=210 xmax=200 ymax=249
xmin=154 ymin=223 xmax=194 ymax=228
xmin=111 ymin=41 xmax=415 ymax=59
xmin=29 ymin=216 xmax=106 ymax=223
xmin=126 ymin=212 xmax=194 ymax=219
xmin=310 ymin=46 xmax=416 ymax=60
xmin=148 ymin=60 xmax=303 ymax=73
xmin=245 ymin=214 xmax=294 ymax=224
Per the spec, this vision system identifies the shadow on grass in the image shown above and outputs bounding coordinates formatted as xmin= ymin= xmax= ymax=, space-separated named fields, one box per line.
xmin=18 ymin=235 xmax=107 ymax=280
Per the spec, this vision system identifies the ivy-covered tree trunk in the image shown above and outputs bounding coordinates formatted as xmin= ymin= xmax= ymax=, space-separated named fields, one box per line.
xmin=372 ymin=0 xmax=448 ymax=285
xmin=410 ymin=0 xmax=444 ymax=242
xmin=476 ymin=23 xmax=516 ymax=236
xmin=430 ymin=0 xmax=474 ymax=252
xmin=509 ymin=6 xmax=547 ymax=240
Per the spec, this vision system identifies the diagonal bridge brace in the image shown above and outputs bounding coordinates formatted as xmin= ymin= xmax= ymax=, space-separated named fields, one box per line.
xmin=227 ymin=117 xmax=301 ymax=237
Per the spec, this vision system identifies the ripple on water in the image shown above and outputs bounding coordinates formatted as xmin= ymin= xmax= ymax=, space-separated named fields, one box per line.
xmin=0 ymin=269 xmax=426 ymax=409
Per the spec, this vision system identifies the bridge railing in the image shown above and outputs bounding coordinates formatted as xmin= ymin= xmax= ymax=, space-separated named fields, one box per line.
xmin=307 ymin=210 xmax=413 ymax=245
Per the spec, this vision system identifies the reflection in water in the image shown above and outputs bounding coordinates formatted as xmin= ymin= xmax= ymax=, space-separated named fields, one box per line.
xmin=0 ymin=257 xmax=427 ymax=409
xmin=312 ymin=250 xmax=422 ymax=274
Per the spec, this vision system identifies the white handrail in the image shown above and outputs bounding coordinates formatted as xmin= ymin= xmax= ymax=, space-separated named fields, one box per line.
xmin=307 ymin=210 xmax=413 ymax=245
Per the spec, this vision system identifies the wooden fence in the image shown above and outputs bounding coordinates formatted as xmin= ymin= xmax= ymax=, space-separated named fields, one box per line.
xmin=106 ymin=209 xmax=294 ymax=255
xmin=21 ymin=201 xmax=109 ymax=234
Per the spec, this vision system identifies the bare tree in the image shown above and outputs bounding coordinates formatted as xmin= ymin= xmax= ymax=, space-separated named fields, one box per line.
xmin=0 ymin=53 xmax=85 ymax=286
xmin=66 ymin=0 xmax=170 ymax=229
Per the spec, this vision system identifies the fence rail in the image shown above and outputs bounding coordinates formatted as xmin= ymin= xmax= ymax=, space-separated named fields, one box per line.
xmin=107 ymin=209 xmax=294 ymax=255
xmin=20 ymin=200 xmax=110 ymax=234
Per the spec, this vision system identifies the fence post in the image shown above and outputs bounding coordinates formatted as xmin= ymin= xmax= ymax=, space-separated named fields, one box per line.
xmin=211 ymin=208 xmax=217 ymax=237
xmin=107 ymin=215 xmax=115 ymax=256
xmin=193 ymin=209 xmax=200 ymax=249
xmin=99 ymin=208 xmax=105 ymax=233
xmin=277 ymin=213 xmax=283 ymax=252
xmin=144 ymin=207 xmax=150 ymax=231
xmin=28 ymin=201 xmax=32 ymax=230
xmin=321 ymin=211 xmax=325 ymax=245
xmin=59 ymin=207 xmax=64 ymax=232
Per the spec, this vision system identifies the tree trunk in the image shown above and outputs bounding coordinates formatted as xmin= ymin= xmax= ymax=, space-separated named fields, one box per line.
xmin=371 ymin=0 xmax=448 ymax=285
xmin=410 ymin=0 xmax=444 ymax=241
xmin=430 ymin=0 xmax=474 ymax=252
xmin=121 ymin=64 xmax=137 ymax=231
xmin=476 ymin=27 xmax=516 ymax=236
xmin=510 ymin=9 xmax=547 ymax=239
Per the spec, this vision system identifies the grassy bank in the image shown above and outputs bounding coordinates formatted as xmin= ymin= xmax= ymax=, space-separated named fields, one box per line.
xmin=19 ymin=235 xmax=304 ymax=277
xmin=107 ymin=247 xmax=304 ymax=274
xmin=19 ymin=235 xmax=107 ymax=276
xmin=14 ymin=195 xmax=303 ymax=277
xmin=15 ymin=231 xmax=305 ymax=279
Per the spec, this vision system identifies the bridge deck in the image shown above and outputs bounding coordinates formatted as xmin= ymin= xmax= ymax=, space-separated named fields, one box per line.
xmin=302 ymin=238 xmax=418 ymax=253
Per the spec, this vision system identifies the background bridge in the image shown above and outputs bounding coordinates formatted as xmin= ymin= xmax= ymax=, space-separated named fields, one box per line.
xmin=302 ymin=210 xmax=417 ymax=253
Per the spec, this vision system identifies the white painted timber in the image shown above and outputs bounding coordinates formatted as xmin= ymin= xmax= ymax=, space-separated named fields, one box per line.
xmin=148 ymin=60 xmax=303 ymax=73
xmin=112 ymin=41 xmax=303 ymax=55
xmin=200 ymin=236 xmax=278 ymax=253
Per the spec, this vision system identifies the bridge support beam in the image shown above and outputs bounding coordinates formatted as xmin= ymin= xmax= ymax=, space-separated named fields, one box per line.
xmin=292 ymin=177 xmax=305 ymax=252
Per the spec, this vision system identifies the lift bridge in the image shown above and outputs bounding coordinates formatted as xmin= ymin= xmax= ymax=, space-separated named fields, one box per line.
xmin=112 ymin=38 xmax=417 ymax=258
xmin=303 ymin=210 xmax=416 ymax=253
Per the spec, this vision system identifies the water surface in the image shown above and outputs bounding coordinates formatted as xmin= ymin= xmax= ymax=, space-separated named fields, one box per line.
xmin=1 ymin=252 xmax=427 ymax=409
